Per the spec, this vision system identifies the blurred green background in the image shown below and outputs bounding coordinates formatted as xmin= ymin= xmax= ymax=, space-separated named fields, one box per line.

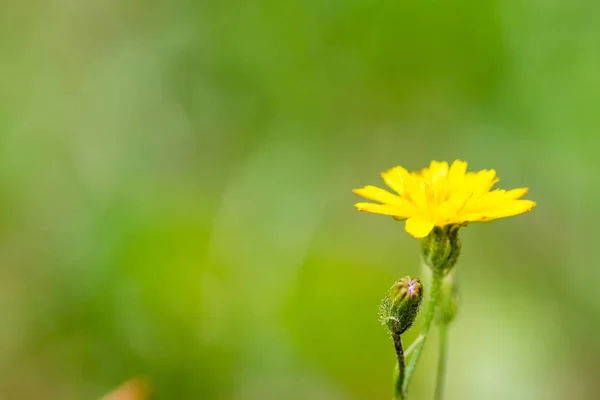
xmin=1 ymin=0 xmax=599 ymax=399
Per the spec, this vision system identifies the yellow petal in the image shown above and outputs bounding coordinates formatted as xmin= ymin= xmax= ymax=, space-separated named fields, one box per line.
xmin=489 ymin=200 xmax=536 ymax=218
xmin=429 ymin=160 xmax=449 ymax=182
xmin=355 ymin=202 xmax=410 ymax=218
xmin=436 ymin=188 xmax=472 ymax=222
xmin=465 ymin=169 xmax=498 ymax=195
xmin=447 ymin=160 xmax=467 ymax=189
xmin=462 ymin=189 xmax=506 ymax=213
xmin=382 ymin=168 xmax=428 ymax=210
xmin=381 ymin=166 xmax=413 ymax=195
xmin=352 ymin=185 xmax=405 ymax=206
xmin=454 ymin=211 xmax=493 ymax=223
xmin=460 ymin=200 xmax=536 ymax=222
xmin=404 ymin=217 xmax=435 ymax=238
xmin=505 ymin=187 xmax=529 ymax=200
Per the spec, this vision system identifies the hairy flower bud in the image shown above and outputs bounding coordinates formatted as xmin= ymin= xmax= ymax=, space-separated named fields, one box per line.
xmin=421 ymin=225 xmax=462 ymax=275
xmin=380 ymin=276 xmax=423 ymax=336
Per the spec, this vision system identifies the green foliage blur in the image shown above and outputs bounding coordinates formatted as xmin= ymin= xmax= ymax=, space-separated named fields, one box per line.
xmin=1 ymin=1 xmax=599 ymax=399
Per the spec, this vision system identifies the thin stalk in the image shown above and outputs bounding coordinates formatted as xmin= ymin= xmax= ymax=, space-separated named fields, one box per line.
xmin=402 ymin=271 xmax=442 ymax=395
xmin=392 ymin=333 xmax=406 ymax=400
xmin=434 ymin=322 xmax=449 ymax=400
xmin=404 ymin=335 xmax=424 ymax=358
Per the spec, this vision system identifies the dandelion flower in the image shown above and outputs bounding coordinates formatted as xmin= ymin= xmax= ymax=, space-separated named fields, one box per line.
xmin=353 ymin=160 xmax=536 ymax=238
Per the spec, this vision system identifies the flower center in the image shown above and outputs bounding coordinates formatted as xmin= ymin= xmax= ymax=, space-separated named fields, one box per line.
xmin=407 ymin=279 xmax=419 ymax=296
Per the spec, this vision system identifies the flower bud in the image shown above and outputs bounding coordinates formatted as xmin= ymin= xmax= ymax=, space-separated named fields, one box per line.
xmin=380 ymin=276 xmax=423 ymax=336
xmin=421 ymin=225 xmax=462 ymax=275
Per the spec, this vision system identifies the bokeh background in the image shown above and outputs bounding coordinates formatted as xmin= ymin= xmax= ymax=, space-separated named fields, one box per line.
xmin=1 ymin=1 xmax=599 ymax=399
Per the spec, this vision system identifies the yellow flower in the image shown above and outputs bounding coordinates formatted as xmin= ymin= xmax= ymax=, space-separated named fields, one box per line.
xmin=353 ymin=160 xmax=536 ymax=238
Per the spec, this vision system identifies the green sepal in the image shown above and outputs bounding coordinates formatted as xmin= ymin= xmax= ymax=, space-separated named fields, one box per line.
xmin=421 ymin=224 xmax=462 ymax=275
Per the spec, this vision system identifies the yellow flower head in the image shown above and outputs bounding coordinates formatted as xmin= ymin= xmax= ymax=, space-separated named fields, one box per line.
xmin=353 ymin=160 xmax=536 ymax=238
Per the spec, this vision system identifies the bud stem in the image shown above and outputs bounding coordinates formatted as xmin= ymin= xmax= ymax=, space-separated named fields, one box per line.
xmin=434 ymin=322 xmax=449 ymax=400
xmin=402 ymin=270 xmax=443 ymax=396
xmin=392 ymin=333 xmax=406 ymax=400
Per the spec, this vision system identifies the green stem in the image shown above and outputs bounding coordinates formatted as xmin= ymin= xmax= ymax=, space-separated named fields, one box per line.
xmin=392 ymin=334 xmax=406 ymax=400
xmin=402 ymin=271 xmax=442 ymax=395
xmin=434 ymin=322 xmax=449 ymax=400
xmin=404 ymin=335 xmax=423 ymax=358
